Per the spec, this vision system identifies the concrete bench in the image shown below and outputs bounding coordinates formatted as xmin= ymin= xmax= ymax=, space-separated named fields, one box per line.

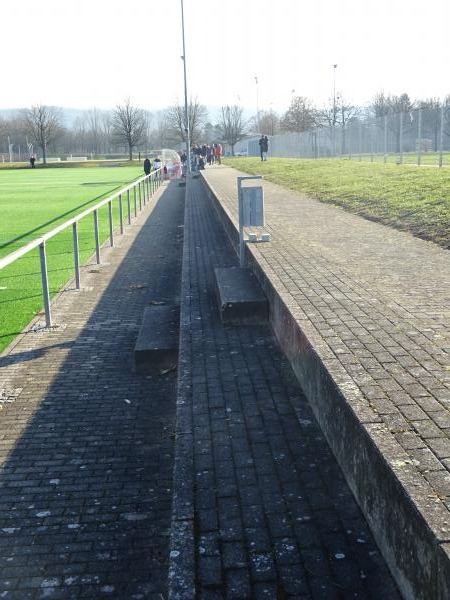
xmin=134 ymin=305 xmax=179 ymax=374
xmin=214 ymin=267 xmax=268 ymax=325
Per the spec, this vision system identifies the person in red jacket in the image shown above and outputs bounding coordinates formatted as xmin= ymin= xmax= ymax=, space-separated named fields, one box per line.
xmin=214 ymin=143 xmax=223 ymax=165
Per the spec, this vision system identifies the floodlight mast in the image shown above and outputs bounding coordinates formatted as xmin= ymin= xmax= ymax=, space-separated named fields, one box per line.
xmin=180 ymin=0 xmax=191 ymax=175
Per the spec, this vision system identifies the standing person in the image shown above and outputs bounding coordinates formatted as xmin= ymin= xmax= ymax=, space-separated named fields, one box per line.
xmin=214 ymin=143 xmax=223 ymax=165
xmin=30 ymin=155 xmax=36 ymax=168
xmin=208 ymin=145 xmax=215 ymax=165
xmin=143 ymin=157 xmax=151 ymax=175
xmin=262 ymin=135 xmax=269 ymax=161
xmin=259 ymin=135 xmax=265 ymax=161
xmin=153 ymin=157 xmax=162 ymax=179
xmin=201 ymin=144 xmax=207 ymax=166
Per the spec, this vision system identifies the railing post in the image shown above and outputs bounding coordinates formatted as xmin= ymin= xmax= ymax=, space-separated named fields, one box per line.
xmin=134 ymin=186 xmax=137 ymax=217
xmin=399 ymin=112 xmax=403 ymax=165
xmin=139 ymin=181 xmax=142 ymax=210
xmin=94 ymin=209 xmax=101 ymax=264
xmin=108 ymin=200 xmax=114 ymax=247
xmin=39 ymin=241 xmax=52 ymax=327
xmin=417 ymin=108 xmax=422 ymax=167
xmin=146 ymin=177 xmax=150 ymax=201
xmin=119 ymin=194 xmax=124 ymax=234
xmin=72 ymin=222 xmax=81 ymax=289
xmin=127 ymin=189 xmax=131 ymax=224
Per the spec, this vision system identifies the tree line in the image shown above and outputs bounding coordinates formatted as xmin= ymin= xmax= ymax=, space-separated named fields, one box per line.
xmin=2 ymin=91 xmax=450 ymax=162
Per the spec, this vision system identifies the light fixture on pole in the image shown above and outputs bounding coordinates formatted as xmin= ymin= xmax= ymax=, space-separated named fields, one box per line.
xmin=180 ymin=0 xmax=191 ymax=174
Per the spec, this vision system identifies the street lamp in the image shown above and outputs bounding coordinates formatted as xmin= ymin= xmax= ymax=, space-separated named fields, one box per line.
xmin=180 ymin=0 xmax=191 ymax=174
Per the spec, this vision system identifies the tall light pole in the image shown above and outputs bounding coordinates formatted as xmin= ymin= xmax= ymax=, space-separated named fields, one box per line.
xmin=180 ymin=0 xmax=191 ymax=174
xmin=332 ymin=64 xmax=338 ymax=156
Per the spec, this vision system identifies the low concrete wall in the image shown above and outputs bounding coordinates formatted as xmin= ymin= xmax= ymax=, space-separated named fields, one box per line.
xmin=200 ymin=172 xmax=450 ymax=600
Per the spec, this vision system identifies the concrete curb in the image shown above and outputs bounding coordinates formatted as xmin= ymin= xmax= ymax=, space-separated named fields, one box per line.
xmin=200 ymin=172 xmax=450 ymax=600
xmin=168 ymin=178 xmax=196 ymax=600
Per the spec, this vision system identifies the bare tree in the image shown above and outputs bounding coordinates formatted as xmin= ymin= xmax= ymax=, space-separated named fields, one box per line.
xmin=258 ymin=109 xmax=281 ymax=136
xmin=86 ymin=108 xmax=104 ymax=155
xmin=371 ymin=91 xmax=415 ymax=118
xmin=73 ymin=114 xmax=88 ymax=154
xmin=22 ymin=105 xmax=65 ymax=163
xmin=166 ymin=98 xmax=208 ymax=146
xmin=370 ymin=92 xmax=414 ymax=152
xmin=203 ymin=121 xmax=222 ymax=144
xmin=317 ymin=96 xmax=360 ymax=153
xmin=418 ymin=98 xmax=442 ymax=151
xmin=100 ymin=111 xmax=113 ymax=154
xmin=217 ymin=106 xmax=247 ymax=154
xmin=112 ymin=98 xmax=147 ymax=160
xmin=280 ymin=96 xmax=317 ymax=133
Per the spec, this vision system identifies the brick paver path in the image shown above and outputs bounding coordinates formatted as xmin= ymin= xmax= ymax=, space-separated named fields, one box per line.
xmin=0 ymin=182 xmax=184 ymax=599
xmin=169 ymin=176 xmax=400 ymax=599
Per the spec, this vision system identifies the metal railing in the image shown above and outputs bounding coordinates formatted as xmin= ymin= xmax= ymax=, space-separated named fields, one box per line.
xmin=0 ymin=168 xmax=163 ymax=328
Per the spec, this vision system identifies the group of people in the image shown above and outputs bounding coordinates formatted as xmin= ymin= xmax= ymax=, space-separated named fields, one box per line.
xmin=144 ymin=156 xmax=166 ymax=178
xmin=142 ymin=142 xmax=227 ymax=180
xmin=259 ymin=135 xmax=269 ymax=161
xmin=191 ymin=143 xmax=223 ymax=170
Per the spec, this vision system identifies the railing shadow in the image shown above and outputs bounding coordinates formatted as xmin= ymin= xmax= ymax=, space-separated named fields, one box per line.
xmin=0 ymin=340 xmax=74 ymax=367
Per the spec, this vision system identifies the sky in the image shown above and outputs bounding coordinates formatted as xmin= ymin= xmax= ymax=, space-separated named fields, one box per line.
xmin=3 ymin=0 xmax=450 ymax=118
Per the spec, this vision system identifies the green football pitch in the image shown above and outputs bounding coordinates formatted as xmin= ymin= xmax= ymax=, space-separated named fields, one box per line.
xmin=0 ymin=165 xmax=143 ymax=353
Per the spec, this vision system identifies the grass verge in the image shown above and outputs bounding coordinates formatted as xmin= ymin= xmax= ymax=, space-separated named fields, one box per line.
xmin=0 ymin=165 xmax=143 ymax=353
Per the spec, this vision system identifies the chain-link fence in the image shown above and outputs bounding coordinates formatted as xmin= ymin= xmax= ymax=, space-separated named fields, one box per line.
xmin=247 ymin=106 xmax=450 ymax=166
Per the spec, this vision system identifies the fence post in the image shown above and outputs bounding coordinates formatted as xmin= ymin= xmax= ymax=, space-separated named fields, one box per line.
xmin=358 ymin=122 xmax=362 ymax=161
xmin=39 ymin=241 xmax=52 ymax=328
xmin=127 ymin=189 xmax=131 ymax=225
xmin=384 ymin=116 xmax=388 ymax=164
xmin=72 ymin=222 xmax=81 ymax=289
xmin=108 ymin=201 xmax=114 ymax=247
xmin=94 ymin=209 xmax=101 ymax=264
xmin=399 ymin=112 xmax=403 ymax=164
xmin=134 ymin=186 xmax=137 ymax=217
xmin=119 ymin=194 xmax=124 ymax=234
xmin=139 ymin=181 xmax=142 ymax=210
xmin=418 ymin=108 xmax=422 ymax=166
xmin=370 ymin=122 xmax=374 ymax=162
